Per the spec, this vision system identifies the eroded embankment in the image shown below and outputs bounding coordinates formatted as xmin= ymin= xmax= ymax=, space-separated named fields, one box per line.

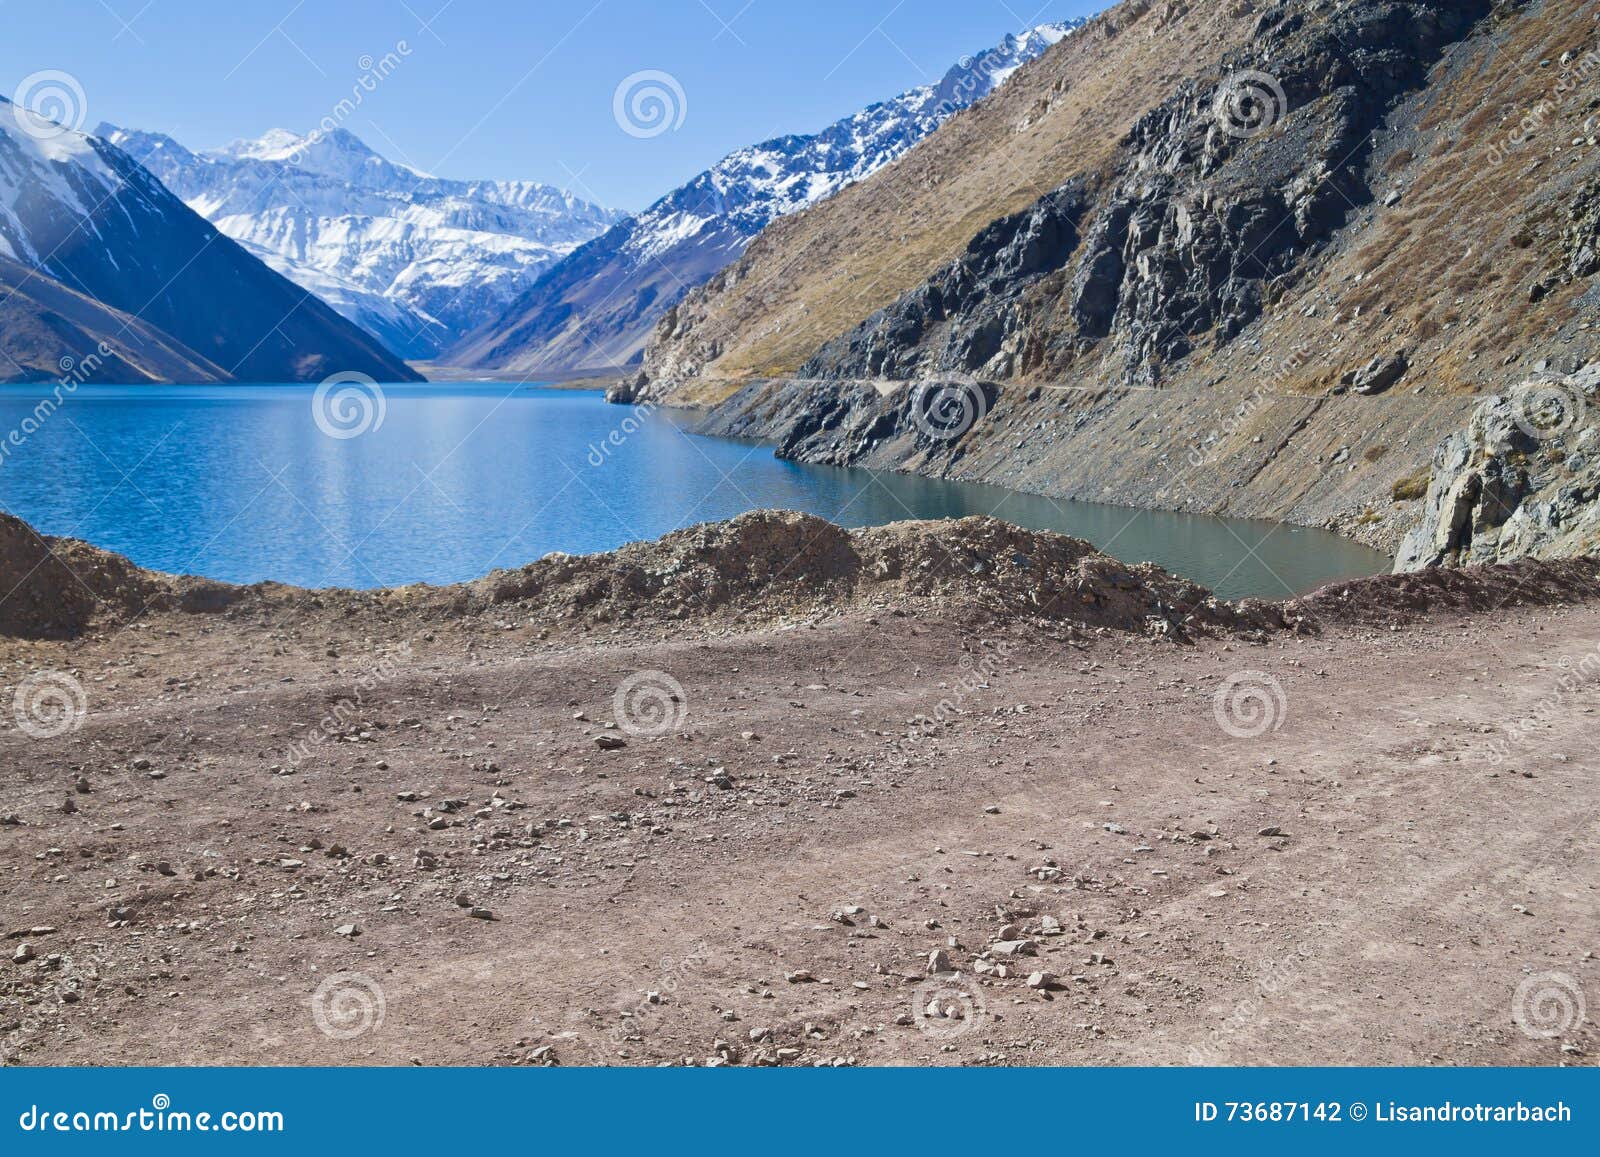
xmin=2 ymin=507 xmax=1595 ymax=645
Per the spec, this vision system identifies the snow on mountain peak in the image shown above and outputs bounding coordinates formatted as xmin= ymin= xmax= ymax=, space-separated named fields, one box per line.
xmin=111 ymin=121 xmax=624 ymax=359
xmin=220 ymin=127 xmax=305 ymax=161
xmin=0 ymin=99 xmax=125 ymax=262
xmin=451 ymin=20 xmax=1082 ymax=374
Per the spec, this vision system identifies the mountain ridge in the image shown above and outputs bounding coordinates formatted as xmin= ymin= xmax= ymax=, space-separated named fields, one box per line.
xmin=103 ymin=123 xmax=623 ymax=359
xmin=0 ymin=100 xmax=417 ymax=384
xmin=445 ymin=22 xmax=1085 ymax=377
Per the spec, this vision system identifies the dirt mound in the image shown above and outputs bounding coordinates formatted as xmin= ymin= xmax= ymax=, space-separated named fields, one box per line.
xmin=3 ymin=507 xmax=1595 ymax=642
xmin=0 ymin=512 xmax=240 ymax=638
xmin=455 ymin=510 xmax=1293 ymax=637
xmin=467 ymin=509 xmax=862 ymax=621
xmin=1295 ymin=555 xmax=1600 ymax=627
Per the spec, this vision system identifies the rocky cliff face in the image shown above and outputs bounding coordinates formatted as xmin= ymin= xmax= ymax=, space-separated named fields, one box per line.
xmin=789 ymin=0 xmax=1491 ymax=387
xmin=637 ymin=2 xmax=1261 ymax=395
xmin=798 ymin=183 xmax=1090 ymax=380
xmin=1396 ymin=365 xmax=1600 ymax=569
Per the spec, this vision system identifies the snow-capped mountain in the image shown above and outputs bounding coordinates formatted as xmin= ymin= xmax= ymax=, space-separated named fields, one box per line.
xmin=0 ymin=97 xmax=415 ymax=383
xmin=102 ymin=124 xmax=624 ymax=359
xmin=450 ymin=21 xmax=1084 ymax=376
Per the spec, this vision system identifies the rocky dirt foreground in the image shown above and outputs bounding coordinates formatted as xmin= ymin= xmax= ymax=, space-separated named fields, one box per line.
xmin=0 ymin=510 xmax=1597 ymax=1067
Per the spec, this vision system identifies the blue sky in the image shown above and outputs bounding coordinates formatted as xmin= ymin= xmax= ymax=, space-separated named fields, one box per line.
xmin=0 ymin=0 xmax=1102 ymax=211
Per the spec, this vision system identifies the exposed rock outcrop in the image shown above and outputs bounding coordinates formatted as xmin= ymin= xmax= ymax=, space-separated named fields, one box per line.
xmin=1057 ymin=0 xmax=1489 ymax=385
xmin=1396 ymin=365 xmax=1600 ymax=570
xmin=800 ymin=182 xmax=1090 ymax=380
xmin=1530 ymin=177 xmax=1600 ymax=303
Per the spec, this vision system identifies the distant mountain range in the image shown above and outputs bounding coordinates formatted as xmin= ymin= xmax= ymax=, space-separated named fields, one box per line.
xmin=102 ymin=124 xmax=623 ymax=360
xmin=0 ymin=20 xmax=1078 ymax=386
xmin=447 ymin=21 xmax=1084 ymax=377
xmin=0 ymin=97 xmax=415 ymax=384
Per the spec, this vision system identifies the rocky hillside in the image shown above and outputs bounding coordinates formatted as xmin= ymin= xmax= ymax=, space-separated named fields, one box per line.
xmin=447 ymin=23 xmax=1081 ymax=377
xmin=0 ymin=101 xmax=418 ymax=383
xmin=629 ymin=0 xmax=1600 ymax=559
xmin=636 ymin=0 xmax=1256 ymax=396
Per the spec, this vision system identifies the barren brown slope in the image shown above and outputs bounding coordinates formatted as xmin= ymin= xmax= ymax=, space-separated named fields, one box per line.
xmin=0 ymin=256 xmax=228 ymax=385
xmin=644 ymin=0 xmax=1599 ymax=402
xmin=642 ymin=1 xmax=1254 ymax=399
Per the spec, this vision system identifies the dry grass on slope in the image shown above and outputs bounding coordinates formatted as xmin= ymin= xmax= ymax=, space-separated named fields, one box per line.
xmin=1149 ymin=0 xmax=1600 ymax=401
xmin=646 ymin=0 xmax=1256 ymax=398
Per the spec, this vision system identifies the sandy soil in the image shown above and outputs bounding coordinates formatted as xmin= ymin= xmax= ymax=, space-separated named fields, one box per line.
xmin=1 ymin=516 xmax=1597 ymax=1067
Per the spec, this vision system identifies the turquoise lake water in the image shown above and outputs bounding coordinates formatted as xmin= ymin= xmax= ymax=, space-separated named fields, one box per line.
xmin=0 ymin=383 xmax=1390 ymax=599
